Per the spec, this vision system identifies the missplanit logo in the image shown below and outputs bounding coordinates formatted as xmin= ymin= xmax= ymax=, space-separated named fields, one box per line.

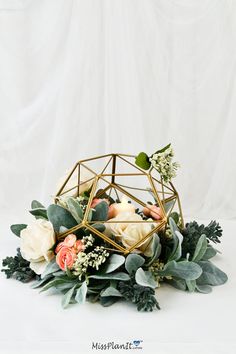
xmin=91 ymin=340 xmax=143 ymax=350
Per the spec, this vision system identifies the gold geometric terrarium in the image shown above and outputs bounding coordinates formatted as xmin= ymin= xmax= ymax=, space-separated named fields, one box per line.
xmin=55 ymin=153 xmax=184 ymax=254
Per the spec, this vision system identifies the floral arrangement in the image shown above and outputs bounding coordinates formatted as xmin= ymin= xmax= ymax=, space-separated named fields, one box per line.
xmin=2 ymin=145 xmax=228 ymax=311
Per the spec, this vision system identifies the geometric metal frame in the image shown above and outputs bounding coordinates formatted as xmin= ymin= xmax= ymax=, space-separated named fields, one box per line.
xmin=55 ymin=153 xmax=184 ymax=254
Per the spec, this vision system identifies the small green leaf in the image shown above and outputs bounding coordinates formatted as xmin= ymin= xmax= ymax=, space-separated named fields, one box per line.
xmin=10 ymin=224 xmax=27 ymax=237
xmin=89 ymin=272 xmax=130 ymax=281
xmin=135 ymin=152 xmax=151 ymax=170
xmin=92 ymin=201 xmax=109 ymax=222
xmin=159 ymin=260 xmax=202 ymax=281
xmin=75 ymin=281 xmax=87 ymax=304
xmin=31 ymin=200 xmax=45 ymax=209
xmin=135 ymin=268 xmax=156 ymax=289
xmin=197 ymin=261 xmax=228 ymax=286
xmin=100 ymin=287 xmax=122 ymax=297
xmin=191 ymin=234 xmax=208 ymax=262
xmin=104 ymin=254 xmax=125 ymax=274
xmin=125 ymin=254 xmax=145 ymax=274
xmin=153 ymin=143 xmax=171 ymax=155
xmin=61 ymin=285 xmax=76 ymax=309
xmin=47 ymin=204 xmax=78 ymax=233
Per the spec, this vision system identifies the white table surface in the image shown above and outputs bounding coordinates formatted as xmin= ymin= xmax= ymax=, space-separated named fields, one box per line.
xmin=0 ymin=218 xmax=235 ymax=354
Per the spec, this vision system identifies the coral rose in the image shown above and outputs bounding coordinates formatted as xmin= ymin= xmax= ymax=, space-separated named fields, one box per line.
xmin=56 ymin=247 xmax=77 ymax=271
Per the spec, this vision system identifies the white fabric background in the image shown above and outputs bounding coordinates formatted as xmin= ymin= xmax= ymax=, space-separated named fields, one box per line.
xmin=0 ymin=0 xmax=236 ymax=221
xmin=0 ymin=1 xmax=236 ymax=354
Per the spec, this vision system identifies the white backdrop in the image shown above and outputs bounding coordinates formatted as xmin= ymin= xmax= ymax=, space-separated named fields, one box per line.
xmin=0 ymin=2 xmax=236 ymax=354
xmin=1 ymin=0 xmax=236 ymax=222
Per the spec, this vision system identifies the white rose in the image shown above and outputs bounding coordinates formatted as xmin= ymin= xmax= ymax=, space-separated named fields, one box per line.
xmin=104 ymin=212 xmax=142 ymax=239
xmin=57 ymin=166 xmax=94 ymax=197
xmin=105 ymin=212 xmax=155 ymax=256
xmin=121 ymin=221 xmax=155 ymax=257
xmin=20 ymin=219 xmax=56 ymax=275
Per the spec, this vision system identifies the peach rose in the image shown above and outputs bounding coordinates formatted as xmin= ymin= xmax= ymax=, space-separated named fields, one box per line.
xmin=56 ymin=247 xmax=77 ymax=271
xmin=143 ymin=205 xmax=163 ymax=220
xmin=55 ymin=234 xmax=77 ymax=253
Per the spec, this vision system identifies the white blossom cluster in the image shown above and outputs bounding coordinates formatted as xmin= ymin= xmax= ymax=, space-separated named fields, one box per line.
xmin=72 ymin=235 xmax=109 ymax=279
xmin=149 ymin=146 xmax=179 ymax=183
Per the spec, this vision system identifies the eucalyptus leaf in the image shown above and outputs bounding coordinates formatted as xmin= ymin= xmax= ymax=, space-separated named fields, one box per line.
xmin=135 ymin=152 xmax=151 ymax=170
xmin=135 ymin=268 xmax=156 ymax=289
xmin=29 ymin=208 xmax=48 ymax=220
xmin=31 ymin=200 xmax=45 ymax=209
xmin=197 ymin=261 xmax=228 ymax=286
xmin=61 ymin=285 xmax=76 ymax=309
xmin=47 ymin=204 xmax=78 ymax=233
xmin=101 ymin=287 xmax=122 ymax=297
xmin=104 ymin=254 xmax=125 ymax=274
xmin=10 ymin=224 xmax=27 ymax=237
xmin=125 ymin=254 xmax=145 ymax=274
xmin=159 ymin=260 xmax=202 ymax=281
xmin=89 ymin=272 xmax=130 ymax=281
xmin=191 ymin=234 xmax=208 ymax=262
xmin=75 ymin=281 xmax=87 ymax=304
xmin=92 ymin=201 xmax=109 ymax=222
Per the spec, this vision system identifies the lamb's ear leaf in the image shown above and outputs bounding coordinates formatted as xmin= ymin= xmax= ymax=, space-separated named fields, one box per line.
xmin=47 ymin=204 xmax=78 ymax=232
xmin=104 ymin=254 xmax=125 ymax=274
xmin=10 ymin=224 xmax=27 ymax=237
xmin=191 ymin=235 xmax=208 ymax=262
xmin=75 ymin=281 xmax=87 ymax=304
xmin=158 ymin=260 xmax=202 ymax=281
xmin=135 ymin=152 xmax=151 ymax=170
xmin=61 ymin=285 xmax=76 ymax=309
xmin=196 ymin=261 xmax=228 ymax=286
xmin=195 ymin=283 xmax=212 ymax=294
xmin=135 ymin=268 xmax=156 ymax=289
xmin=66 ymin=197 xmax=83 ymax=223
xmin=125 ymin=254 xmax=145 ymax=274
